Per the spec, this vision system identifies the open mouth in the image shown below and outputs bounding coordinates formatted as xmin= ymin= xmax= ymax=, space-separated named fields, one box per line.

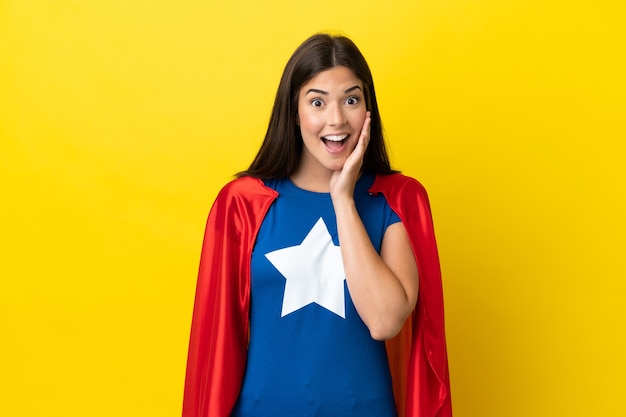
xmin=321 ymin=134 xmax=349 ymax=151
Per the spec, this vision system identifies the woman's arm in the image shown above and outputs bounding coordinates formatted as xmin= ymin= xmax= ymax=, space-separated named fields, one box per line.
xmin=332 ymin=197 xmax=419 ymax=340
xmin=330 ymin=112 xmax=419 ymax=340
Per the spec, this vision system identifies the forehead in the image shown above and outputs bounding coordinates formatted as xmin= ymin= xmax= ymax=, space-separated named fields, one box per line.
xmin=301 ymin=66 xmax=363 ymax=91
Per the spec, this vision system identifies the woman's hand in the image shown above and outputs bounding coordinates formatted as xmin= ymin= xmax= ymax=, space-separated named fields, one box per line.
xmin=329 ymin=110 xmax=419 ymax=340
xmin=330 ymin=111 xmax=371 ymax=202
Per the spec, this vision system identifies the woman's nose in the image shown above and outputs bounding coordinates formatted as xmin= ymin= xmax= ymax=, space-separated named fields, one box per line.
xmin=327 ymin=103 xmax=346 ymax=126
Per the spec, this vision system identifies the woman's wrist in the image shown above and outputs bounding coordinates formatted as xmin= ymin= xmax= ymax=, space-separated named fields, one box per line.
xmin=331 ymin=194 xmax=357 ymax=213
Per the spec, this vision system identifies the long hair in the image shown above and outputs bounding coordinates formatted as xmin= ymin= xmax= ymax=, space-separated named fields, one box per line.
xmin=238 ymin=33 xmax=396 ymax=178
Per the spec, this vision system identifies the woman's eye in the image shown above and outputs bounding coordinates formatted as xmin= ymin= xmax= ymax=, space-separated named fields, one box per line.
xmin=345 ymin=96 xmax=359 ymax=105
xmin=311 ymin=99 xmax=323 ymax=107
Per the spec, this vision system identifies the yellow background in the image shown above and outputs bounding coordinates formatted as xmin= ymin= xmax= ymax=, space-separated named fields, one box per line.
xmin=1 ymin=0 xmax=624 ymax=415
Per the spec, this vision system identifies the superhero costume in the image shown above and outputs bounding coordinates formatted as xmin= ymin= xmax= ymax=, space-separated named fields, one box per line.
xmin=183 ymin=173 xmax=452 ymax=417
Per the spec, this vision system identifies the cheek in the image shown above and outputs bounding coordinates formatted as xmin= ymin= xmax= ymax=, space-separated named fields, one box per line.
xmin=299 ymin=112 xmax=324 ymax=135
xmin=349 ymin=110 xmax=367 ymax=129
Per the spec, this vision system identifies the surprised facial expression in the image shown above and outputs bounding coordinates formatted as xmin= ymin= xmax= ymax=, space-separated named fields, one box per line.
xmin=296 ymin=66 xmax=367 ymax=176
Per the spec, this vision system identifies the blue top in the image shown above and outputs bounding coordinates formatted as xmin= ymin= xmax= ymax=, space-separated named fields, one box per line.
xmin=232 ymin=173 xmax=401 ymax=417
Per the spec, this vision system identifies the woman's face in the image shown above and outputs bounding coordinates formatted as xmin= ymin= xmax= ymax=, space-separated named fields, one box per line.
xmin=296 ymin=66 xmax=367 ymax=177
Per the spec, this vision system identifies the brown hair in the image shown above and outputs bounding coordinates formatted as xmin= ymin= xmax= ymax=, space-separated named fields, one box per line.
xmin=238 ymin=33 xmax=396 ymax=178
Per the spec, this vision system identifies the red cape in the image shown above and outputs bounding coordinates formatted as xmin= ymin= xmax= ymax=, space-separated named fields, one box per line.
xmin=183 ymin=173 xmax=452 ymax=417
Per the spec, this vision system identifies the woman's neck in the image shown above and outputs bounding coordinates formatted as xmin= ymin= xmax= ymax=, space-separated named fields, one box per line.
xmin=290 ymin=173 xmax=330 ymax=193
xmin=289 ymin=168 xmax=333 ymax=192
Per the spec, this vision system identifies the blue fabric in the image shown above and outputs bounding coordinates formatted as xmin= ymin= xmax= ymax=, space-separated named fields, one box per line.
xmin=232 ymin=173 xmax=400 ymax=417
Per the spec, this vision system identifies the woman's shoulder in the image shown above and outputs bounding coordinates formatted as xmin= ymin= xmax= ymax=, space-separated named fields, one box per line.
xmin=216 ymin=176 xmax=278 ymax=202
xmin=371 ymin=173 xmax=428 ymax=197
xmin=372 ymin=173 xmax=435 ymax=226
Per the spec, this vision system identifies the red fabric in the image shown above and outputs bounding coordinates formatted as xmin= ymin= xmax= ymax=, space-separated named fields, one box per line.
xmin=183 ymin=173 xmax=452 ymax=417
xmin=372 ymin=174 xmax=452 ymax=417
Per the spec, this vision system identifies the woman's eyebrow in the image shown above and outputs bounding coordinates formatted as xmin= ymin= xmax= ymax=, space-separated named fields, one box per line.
xmin=305 ymin=85 xmax=362 ymax=95
xmin=306 ymin=88 xmax=328 ymax=96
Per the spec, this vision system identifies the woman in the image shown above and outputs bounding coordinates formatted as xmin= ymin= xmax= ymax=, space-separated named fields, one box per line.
xmin=183 ymin=33 xmax=452 ymax=417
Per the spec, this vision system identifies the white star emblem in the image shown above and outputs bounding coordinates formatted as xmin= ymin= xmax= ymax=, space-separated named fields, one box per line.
xmin=265 ymin=218 xmax=346 ymax=318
